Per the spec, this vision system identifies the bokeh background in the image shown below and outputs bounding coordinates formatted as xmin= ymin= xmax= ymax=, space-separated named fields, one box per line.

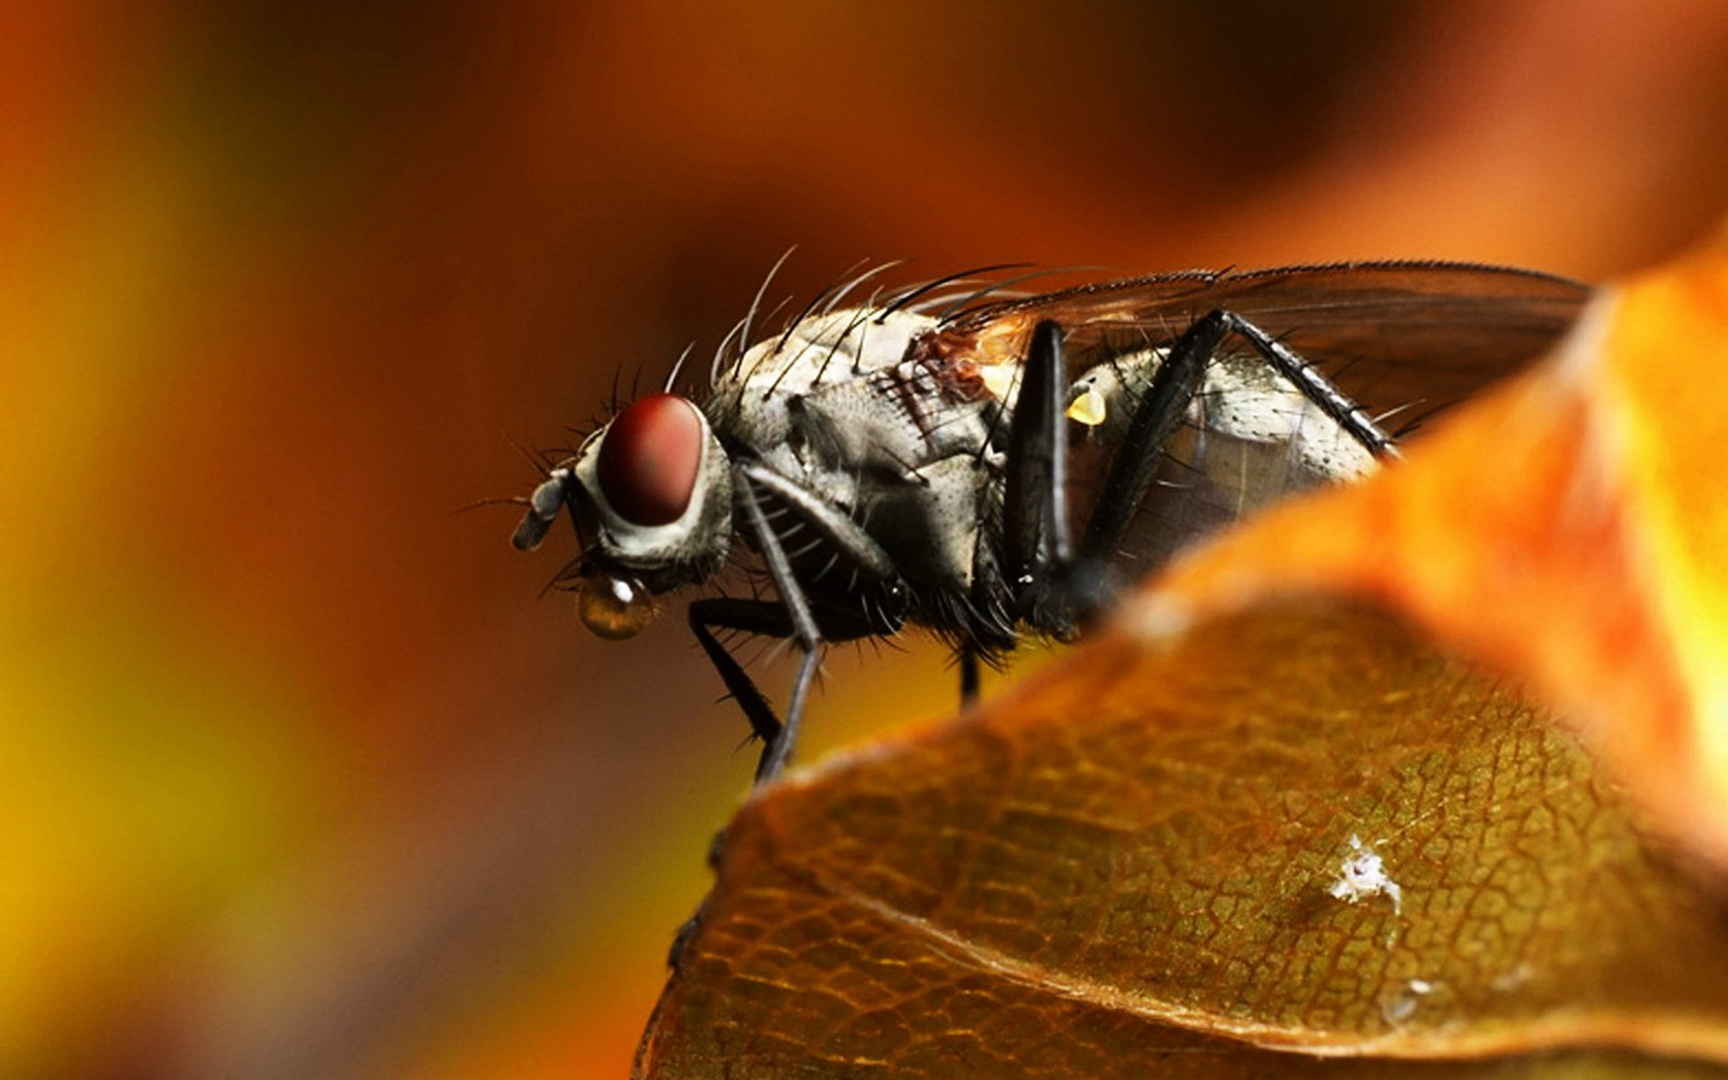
xmin=6 ymin=2 xmax=1728 ymax=1076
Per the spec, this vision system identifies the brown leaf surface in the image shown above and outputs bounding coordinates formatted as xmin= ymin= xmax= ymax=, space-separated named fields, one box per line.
xmin=1148 ymin=233 xmax=1728 ymax=870
xmin=637 ymin=603 xmax=1728 ymax=1078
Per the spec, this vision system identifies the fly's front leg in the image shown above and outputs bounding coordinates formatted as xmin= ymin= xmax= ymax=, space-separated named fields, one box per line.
xmin=729 ymin=460 xmax=905 ymax=783
xmin=735 ymin=474 xmax=823 ymax=785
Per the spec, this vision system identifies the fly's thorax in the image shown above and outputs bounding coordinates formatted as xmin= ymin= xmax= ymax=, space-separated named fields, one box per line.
xmin=572 ymin=396 xmax=734 ymax=591
xmin=724 ymin=307 xmax=937 ymax=393
xmin=855 ymin=454 xmax=990 ymax=592
xmin=708 ymin=308 xmax=936 ymax=445
xmin=702 ymin=304 xmax=1016 ymax=603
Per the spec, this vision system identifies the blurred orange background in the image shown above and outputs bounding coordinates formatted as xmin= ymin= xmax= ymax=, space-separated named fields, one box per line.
xmin=5 ymin=2 xmax=1727 ymax=1076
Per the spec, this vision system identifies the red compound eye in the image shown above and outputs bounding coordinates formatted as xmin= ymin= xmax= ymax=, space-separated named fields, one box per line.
xmin=596 ymin=394 xmax=704 ymax=526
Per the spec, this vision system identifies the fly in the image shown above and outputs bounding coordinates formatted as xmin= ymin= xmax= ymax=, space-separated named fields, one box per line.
xmin=509 ymin=261 xmax=1588 ymax=785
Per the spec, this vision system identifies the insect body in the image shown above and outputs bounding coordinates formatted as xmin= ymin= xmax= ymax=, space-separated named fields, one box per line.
xmin=512 ymin=262 xmax=1588 ymax=784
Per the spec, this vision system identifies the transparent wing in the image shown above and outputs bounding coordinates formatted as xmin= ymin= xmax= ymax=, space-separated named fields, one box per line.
xmin=954 ymin=262 xmax=1592 ymax=574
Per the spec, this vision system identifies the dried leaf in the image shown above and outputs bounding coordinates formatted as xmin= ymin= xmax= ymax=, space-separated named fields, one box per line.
xmin=637 ymin=603 xmax=1728 ymax=1077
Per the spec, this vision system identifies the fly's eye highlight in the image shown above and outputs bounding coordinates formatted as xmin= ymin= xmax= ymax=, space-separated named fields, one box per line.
xmin=577 ymin=569 xmax=655 ymax=639
xmin=597 ymin=393 xmax=704 ymax=526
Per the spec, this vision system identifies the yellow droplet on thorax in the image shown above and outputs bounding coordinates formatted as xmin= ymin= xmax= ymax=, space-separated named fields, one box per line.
xmin=1066 ymin=387 xmax=1107 ymax=426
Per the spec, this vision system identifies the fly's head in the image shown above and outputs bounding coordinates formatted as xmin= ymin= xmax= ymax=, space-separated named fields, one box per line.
xmin=513 ymin=393 xmax=733 ymax=639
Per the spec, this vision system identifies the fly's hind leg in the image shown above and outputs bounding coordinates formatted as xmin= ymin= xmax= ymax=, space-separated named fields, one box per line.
xmin=1204 ymin=311 xmax=1401 ymax=460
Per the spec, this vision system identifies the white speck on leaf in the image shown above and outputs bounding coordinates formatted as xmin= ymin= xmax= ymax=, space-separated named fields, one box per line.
xmin=1328 ymin=834 xmax=1403 ymax=915
xmin=1380 ymin=977 xmax=1437 ymax=1025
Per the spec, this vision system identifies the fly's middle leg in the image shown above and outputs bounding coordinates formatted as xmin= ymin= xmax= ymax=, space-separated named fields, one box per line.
xmin=1065 ymin=308 xmax=1400 ymax=614
xmin=1074 ymin=310 xmax=1222 ymax=565
xmin=1010 ymin=310 xmax=1219 ymax=636
xmin=688 ymin=598 xmax=789 ymax=754
xmin=688 ymin=597 xmax=880 ymax=783
xmin=1002 ymin=321 xmax=1080 ymax=633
